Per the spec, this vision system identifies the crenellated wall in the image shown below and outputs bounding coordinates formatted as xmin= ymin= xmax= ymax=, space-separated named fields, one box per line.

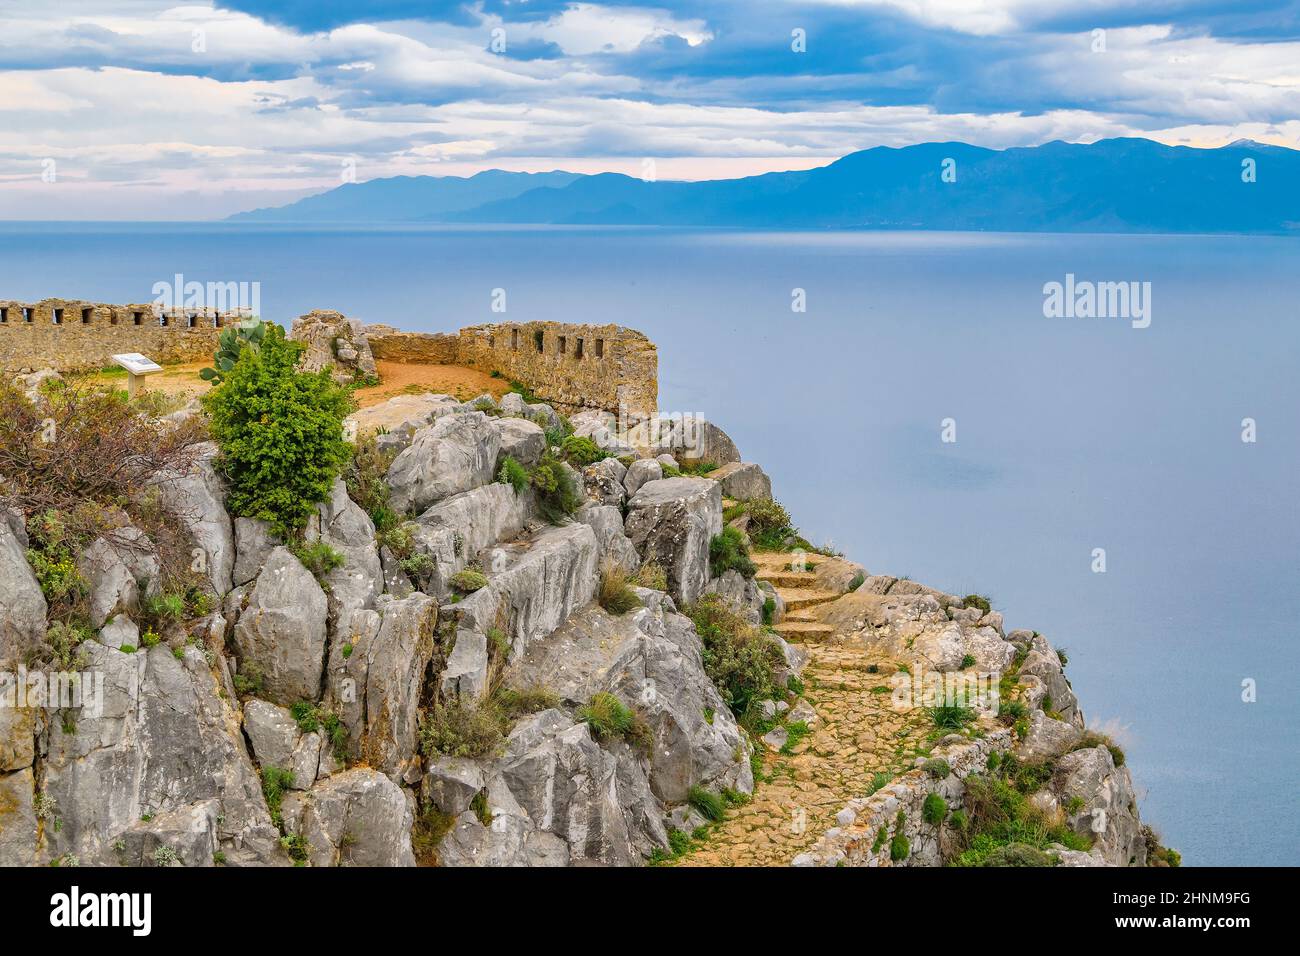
xmin=366 ymin=320 xmax=658 ymax=417
xmin=0 ymin=299 xmax=658 ymax=418
xmin=0 ymin=298 xmax=228 ymax=373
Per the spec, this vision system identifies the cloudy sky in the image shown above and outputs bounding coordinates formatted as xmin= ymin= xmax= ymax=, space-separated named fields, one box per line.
xmin=2 ymin=0 xmax=1298 ymax=219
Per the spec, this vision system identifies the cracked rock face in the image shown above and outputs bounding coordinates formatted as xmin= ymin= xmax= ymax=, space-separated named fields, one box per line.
xmin=0 ymin=520 xmax=46 ymax=666
xmin=507 ymin=590 xmax=753 ymax=805
xmin=77 ymin=527 xmax=161 ymax=629
xmin=232 ymin=547 xmax=329 ymax=707
xmin=387 ymin=411 xmax=501 ymax=516
xmin=1051 ymin=745 xmax=1146 ymax=866
xmin=624 ymin=477 xmax=722 ymax=607
xmin=282 ymin=767 xmax=415 ymax=867
xmin=37 ymin=642 xmax=281 ymax=867
xmin=151 ymin=443 xmax=235 ymax=598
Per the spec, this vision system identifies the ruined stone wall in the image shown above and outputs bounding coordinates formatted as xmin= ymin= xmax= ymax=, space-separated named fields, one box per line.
xmin=364 ymin=325 xmax=461 ymax=365
xmin=457 ymin=321 xmax=658 ymax=416
xmin=0 ymin=298 xmax=225 ymax=373
xmin=363 ymin=320 xmax=657 ymax=417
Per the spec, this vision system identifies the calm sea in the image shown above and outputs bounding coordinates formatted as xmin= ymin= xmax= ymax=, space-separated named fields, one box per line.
xmin=1 ymin=222 xmax=1296 ymax=866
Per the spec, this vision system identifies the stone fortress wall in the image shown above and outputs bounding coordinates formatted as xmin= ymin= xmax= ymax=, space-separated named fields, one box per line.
xmin=365 ymin=320 xmax=659 ymax=416
xmin=0 ymin=297 xmax=227 ymax=373
xmin=0 ymin=299 xmax=659 ymax=418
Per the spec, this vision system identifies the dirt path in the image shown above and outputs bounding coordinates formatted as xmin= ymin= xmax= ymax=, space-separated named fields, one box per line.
xmin=675 ymin=554 xmax=934 ymax=867
xmin=73 ymin=359 xmax=507 ymax=410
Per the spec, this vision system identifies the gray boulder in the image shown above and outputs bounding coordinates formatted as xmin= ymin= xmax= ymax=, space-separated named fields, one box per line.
xmin=623 ymin=458 xmax=662 ymax=497
xmin=387 ymin=411 xmax=501 ymax=516
xmin=355 ymin=593 xmax=438 ymax=780
xmin=708 ymin=461 xmax=772 ymax=500
xmin=627 ymin=415 xmax=741 ymax=467
xmin=231 ymin=548 xmax=329 ymax=707
xmin=152 ymin=443 xmax=235 ymax=596
xmin=506 ymin=590 xmax=752 ymax=804
xmin=310 ymin=478 xmax=383 ymax=618
xmin=233 ymin=517 xmax=280 ymax=587
xmin=412 ymin=483 xmax=530 ymax=599
xmin=494 ymin=417 xmax=546 ymax=469
xmin=624 ymin=477 xmax=722 ymax=606
xmin=422 ymin=756 xmax=486 ymax=817
xmin=575 ymin=503 xmax=640 ymax=573
xmin=1021 ymin=634 xmax=1083 ymax=726
xmin=345 ymin=393 xmax=460 ymax=455
xmin=583 ymin=457 xmax=628 ymax=508
xmin=704 ymin=569 xmax=766 ymax=626
xmin=1017 ymin=710 xmax=1083 ymax=761
xmin=0 ymin=521 xmax=47 ymax=666
xmin=77 ymin=527 xmax=161 ymax=628
xmin=284 ymin=768 xmax=415 ymax=867
xmin=1051 ymin=745 xmax=1145 ymax=866
xmin=242 ymin=699 xmax=320 ymax=790
xmin=0 ymin=767 xmax=37 ymax=865
xmin=40 ymin=642 xmax=281 ymax=866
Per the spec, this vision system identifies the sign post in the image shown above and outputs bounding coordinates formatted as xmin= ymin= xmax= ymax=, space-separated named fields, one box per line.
xmin=110 ymin=352 xmax=164 ymax=399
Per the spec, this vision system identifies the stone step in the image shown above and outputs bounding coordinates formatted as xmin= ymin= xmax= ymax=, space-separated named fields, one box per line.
xmin=773 ymin=621 xmax=835 ymax=640
xmin=760 ymin=571 xmax=817 ymax=588
xmin=777 ymin=588 xmax=841 ymax=612
xmin=785 ymin=608 xmax=822 ymax=623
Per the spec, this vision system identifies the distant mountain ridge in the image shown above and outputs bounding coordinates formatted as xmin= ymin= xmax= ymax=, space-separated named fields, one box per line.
xmin=228 ymin=139 xmax=1300 ymax=233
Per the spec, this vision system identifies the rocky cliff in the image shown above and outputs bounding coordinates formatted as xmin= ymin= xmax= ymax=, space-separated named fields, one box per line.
xmin=0 ymin=366 xmax=1174 ymax=868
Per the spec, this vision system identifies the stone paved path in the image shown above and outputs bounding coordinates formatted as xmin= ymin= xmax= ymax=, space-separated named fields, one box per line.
xmin=675 ymin=553 xmax=934 ymax=867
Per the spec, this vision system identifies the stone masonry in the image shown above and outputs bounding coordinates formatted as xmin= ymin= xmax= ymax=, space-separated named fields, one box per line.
xmin=0 ymin=298 xmax=226 ymax=374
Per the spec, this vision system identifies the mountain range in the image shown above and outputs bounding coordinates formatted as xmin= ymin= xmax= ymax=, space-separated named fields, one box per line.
xmin=228 ymin=138 xmax=1300 ymax=233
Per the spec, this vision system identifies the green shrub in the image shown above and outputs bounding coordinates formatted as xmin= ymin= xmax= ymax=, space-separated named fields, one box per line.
xmin=872 ymin=827 xmax=887 ymax=853
xmin=927 ymin=702 xmax=977 ymax=730
xmin=960 ymin=653 xmax=976 ymax=669
xmin=577 ymin=692 xmax=653 ymax=753
xmin=343 ymin=431 xmax=396 ymax=531
xmin=419 ymin=698 xmax=505 ymax=759
xmin=890 ymin=833 xmax=910 ymax=861
xmin=962 ymin=594 xmax=992 ymax=614
xmin=761 ymin=595 xmax=775 ymax=625
xmin=493 ymin=686 xmax=559 ymax=722
xmin=848 ymin=572 xmax=865 ymax=591
xmin=261 ymin=766 xmax=296 ymax=828
xmin=419 ymin=687 xmax=558 ymax=760
xmin=997 ymin=700 xmax=1027 ymax=723
xmin=687 ymin=594 xmax=782 ymax=716
xmin=497 ymin=455 xmax=529 ymax=493
xmin=923 ymin=793 xmax=948 ymax=825
xmin=203 ymin=324 xmax=353 ymax=536
xmin=688 ymin=786 xmax=726 ymax=823
xmin=560 ymin=434 xmax=604 ymax=466
xmin=949 ymin=809 xmax=969 ymax=831
xmin=290 ymin=540 xmax=344 ymax=581
xmin=634 ymin=559 xmax=668 ymax=591
xmin=709 ymin=525 xmax=756 ymax=578
xmin=598 ymin=561 xmax=642 ymax=615
xmin=922 ymin=757 xmax=951 ymax=778
xmin=529 ymin=453 xmax=582 ymax=523
xmin=980 ymin=843 xmax=1055 ymax=867
xmin=449 ymin=568 xmax=488 ymax=593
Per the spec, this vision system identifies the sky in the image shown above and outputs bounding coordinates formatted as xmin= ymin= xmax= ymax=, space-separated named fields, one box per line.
xmin=1 ymin=0 xmax=1299 ymax=219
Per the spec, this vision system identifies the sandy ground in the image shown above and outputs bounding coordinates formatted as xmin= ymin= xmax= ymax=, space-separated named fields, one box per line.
xmin=74 ymin=359 xmax=509 ymax=410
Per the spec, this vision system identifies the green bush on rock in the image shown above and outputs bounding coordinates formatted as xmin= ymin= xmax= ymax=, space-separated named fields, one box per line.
xmin=203 ymin=324 xmax=353 ymax=536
